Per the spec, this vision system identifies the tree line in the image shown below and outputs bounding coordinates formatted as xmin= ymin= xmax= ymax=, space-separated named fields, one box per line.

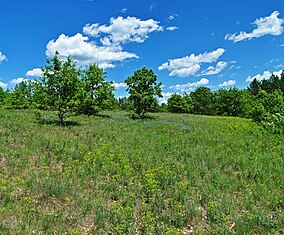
xmin=0 ymin=53 xmax=162 ymax=124
xmin=0 ymin=52 xmax=283 ymax=133
xmin=166 ymin=74 xmax=284 ymax=134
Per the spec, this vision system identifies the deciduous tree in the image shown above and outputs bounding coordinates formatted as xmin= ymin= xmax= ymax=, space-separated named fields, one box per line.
xmin=125 ymin=67 xmax=162 ymax=119
xmin=41 ymin=52 xmax=80 ymax=125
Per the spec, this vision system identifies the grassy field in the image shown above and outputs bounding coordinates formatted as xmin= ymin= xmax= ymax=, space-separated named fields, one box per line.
xmin=0 ymin=109 xmax=283 ymax=234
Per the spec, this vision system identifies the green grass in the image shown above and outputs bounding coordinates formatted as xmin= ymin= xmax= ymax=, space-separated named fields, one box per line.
xmin=0 ymin=109 xmax=283 ymax=234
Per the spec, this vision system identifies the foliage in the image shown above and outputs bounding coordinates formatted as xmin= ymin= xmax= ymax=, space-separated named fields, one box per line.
xmin=125 ymin=67 xmax=162 ymax=119
xmin=0 ymin=87 xmax=6 ymax=104
xmin=248 ymin=71 xmax=284 ymax=95
xmin=214 ymin=88 xmax=253 ymax=117
xmin=77 ymin=64 xmax=115 ymax=116
xmin=261 ymin=113 xmax=284 ymax=134
xmin=250 ymin=89 xmax=284 ymax=133
xmin=3 ymin=83 xmax=30 ymax=109
xmin=41 ymin=52 xmax=81 ymax=125
xmin=190 ymin=87 xmax=215 ymax=115
xmin=167 ymin=93 xmax=192 ymax=113
xmin=117 ymin=97 xmax=130 ymax=110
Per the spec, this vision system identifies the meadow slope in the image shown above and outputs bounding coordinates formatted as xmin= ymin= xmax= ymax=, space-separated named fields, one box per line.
xmin=0 ymin=110 xmax=283 ymax=234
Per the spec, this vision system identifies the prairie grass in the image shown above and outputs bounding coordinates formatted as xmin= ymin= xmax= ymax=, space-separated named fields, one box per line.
xmin=0 ymin=109 xmax=283 ymax=234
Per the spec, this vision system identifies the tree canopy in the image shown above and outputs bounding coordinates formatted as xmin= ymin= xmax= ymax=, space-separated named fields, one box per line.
xmin=125 ymin=67 xmax=162 ymax=119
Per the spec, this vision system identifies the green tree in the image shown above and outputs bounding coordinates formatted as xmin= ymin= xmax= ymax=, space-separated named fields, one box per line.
xmin=214 ymin=88 xmax=250 ymax=117
xmin=41 ymin=52 xmax=80 ymax=125
xmin=117 ymin=97 xmax=129 ymax=110
xmin=167 ymin=93 xmax=192 ymax=113
xmin=280 ymin=71 xmax=284 ymax=93
xmin=190 ymin=87 xmax=214 ymax=115
xmin=78 ymin=64 xmax=115 ymax=116
xmin=0 ymin=87 xmax=6 ymax=105
xmin=4 ymin=82 xmax=30 ymax=109
xmin=125 ymin=67 xmax=162 ymax=119
xmin=248 ymin=78 xmax=261 ymax=95
xmin=29 ymin=80 xmax=48 ymax=110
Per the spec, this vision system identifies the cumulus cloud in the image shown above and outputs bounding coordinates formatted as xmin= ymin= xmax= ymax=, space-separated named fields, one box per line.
xmin=219 ymin=80 xmax=236 ymax=87
xmin=201 ymin=61 xmax=228 ymax=75
xmin=166 ymin=26 xmax=178 ymax=31
xmin=159 ymin=91 xmax=174 ymax=104
xmin=0 ymin=52 xmax=7 ymax=64
xmin=112 ymin=82 xmax=127 ymax=89
xmin=83 ymin=16 xmax=163 ymax=46
xmin=246 ymin=70 xmax=283 ymax=82
xmin=46 ymin=33 xmax=138 ymax=68
xmin=46 ymin=16 xmax=166 ymax=68
xmin=10 ymin=77 xmax=27 ymax=85
xmin=225 ymin=11 xmax=284 ymax=42
xmin=26 ymin=68 xmax=43 ymax=77
xmin=0 ymin=81 xmax=8 ymax=89
xmin=158 ymin=48 xmax=225 ymax=77
xmin=170 ymin=78 xmax=209 ymax=92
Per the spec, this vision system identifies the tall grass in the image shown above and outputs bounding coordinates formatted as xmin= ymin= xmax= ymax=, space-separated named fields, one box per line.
xmin=0 ymin=109 xmax=283 ymax=234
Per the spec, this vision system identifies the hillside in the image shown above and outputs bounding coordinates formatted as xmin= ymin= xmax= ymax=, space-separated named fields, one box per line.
xmin=0 ymin=110 xmax=283 ymax=234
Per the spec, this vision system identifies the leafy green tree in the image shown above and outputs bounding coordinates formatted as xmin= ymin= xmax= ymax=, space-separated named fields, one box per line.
xmin=167 ymin=94 xmax=184 ymax=113
xmin=41 ymin=52 xmax=80 ymax=125
xmin=125 ymin=67 xmax=162 ymax=119
xmin=4 ymin=82 xmax=30 ymax=109
xmin=249 ymin=71 xmax=284 ymax=95
xmin=78 ymin=64 xmax=115 ymax=116
xmin=158 ymin=103 xmax=168 ymax=112
xmin=239 ymin=89 xmax=254 ymax=118
xmin=248 ymin=78 xmax=261 ymax=95
xmin=167 ymin=93 xmax=192 ymax=113
xmin=117 ymin=97 xmax=129 ymax=110
xmin=29 ymin=80 xmax=48 ymax=110
xmin=250 ymin=89 xmax=284 ymax=122
xmin=190 ymin=87 xmax=214 ymax=115
xmin=214 ymin=88 xmax=250 ymax=117
xmin=280 ymin=71 xmax=284 ymax=93
xmin=0 ymin=87 xmax=6 ymax=105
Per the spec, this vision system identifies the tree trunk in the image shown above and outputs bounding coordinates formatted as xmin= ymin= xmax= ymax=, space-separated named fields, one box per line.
xmin=58 ymin=110 xmax=64 ymax=125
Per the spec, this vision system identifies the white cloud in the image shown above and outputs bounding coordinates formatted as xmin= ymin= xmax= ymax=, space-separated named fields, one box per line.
xmin=246 ymin=69 xmax=283 ymax=82
xmin=275 ymin=64 xmax=284 ymax=69
xmin=166 ymin=26 xmax=178 ymax=31
xmin=0 ymin=81 xmax=8 ymax=89
xmin=201 ymin=61 xmax=228 ymax=75
xmin=159 ymin=92 xmax=175 ymax=104
xmin=120 ymin=8 xmax=127 ymax=13
xmin=225 ymin=11 xmax=284 ymax=42
xmin=46 ymin=16 xmax=166 ymax=68
xmin=10 ymin=77 xmax=26 ymax=85
xmin=168 ymin=14 xmax=178 ymax=21
xmin=46 ymin=33 xmax=138 ymax=68
xmin=83 ymin=16 xmax=163 ymax=46
xmin=170 ymin=78 xmax=209 ymax=92
xmin=26 ymin=68 xmax=43 ymax=77
xmin=219 ymin=80 xmax=236 ymax=87
xmin=158 ymin=48 xmax=225 ymax=77
xmin=112 ymin=82 xmax=127 ymax=89
xmin=0 ymin=52 xmax=7 ymax=64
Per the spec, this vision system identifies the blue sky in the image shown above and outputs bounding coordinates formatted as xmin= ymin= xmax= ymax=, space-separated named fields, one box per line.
xmin=0 ymin=0 xmax=284 ymax=102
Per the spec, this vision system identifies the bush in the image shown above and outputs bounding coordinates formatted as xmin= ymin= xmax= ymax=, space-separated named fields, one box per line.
xmin=261 ymin=113 xmax=284 ymax=134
